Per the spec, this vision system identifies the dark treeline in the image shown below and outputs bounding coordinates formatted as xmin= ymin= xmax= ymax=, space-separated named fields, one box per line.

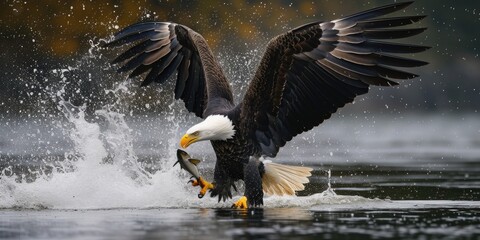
xmin=1 ymin=0 xmax=479 ymax=116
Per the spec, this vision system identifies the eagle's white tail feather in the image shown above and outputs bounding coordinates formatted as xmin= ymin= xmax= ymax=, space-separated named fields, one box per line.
xmin=262 ymin=162 xmax=313 ymax=196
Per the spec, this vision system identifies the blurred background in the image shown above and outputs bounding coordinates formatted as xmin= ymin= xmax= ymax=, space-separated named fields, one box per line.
xmin=0 ymin=0 xmax=479 ymax=116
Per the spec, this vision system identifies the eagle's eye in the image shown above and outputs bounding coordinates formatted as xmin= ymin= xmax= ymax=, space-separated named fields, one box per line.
xmin=191 ymin=131 xmax=200 ymax=136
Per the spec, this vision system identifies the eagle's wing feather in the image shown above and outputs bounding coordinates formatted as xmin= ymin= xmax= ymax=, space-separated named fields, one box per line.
xmin=237 ymin=1 xmax=429 ymax=157
xmin=104 ymin=22 xmax=234 ymax=118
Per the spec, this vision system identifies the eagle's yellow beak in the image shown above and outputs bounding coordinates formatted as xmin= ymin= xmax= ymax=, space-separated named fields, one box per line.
xmin=180 ymin=134 xmax=199 ymax=148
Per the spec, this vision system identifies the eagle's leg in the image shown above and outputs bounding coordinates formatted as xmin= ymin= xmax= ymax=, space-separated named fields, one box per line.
xmin=232 ymin=158 xmax=264 ymax=208
xmin=210 ymin=160 xmax=239 ymax=202
xmin=190 ymin=177 xmax=214 ymax=198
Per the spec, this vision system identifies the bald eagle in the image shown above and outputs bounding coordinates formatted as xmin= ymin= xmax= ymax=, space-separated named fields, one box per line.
xmin=104 ymin=1 xmax=428 ymax=208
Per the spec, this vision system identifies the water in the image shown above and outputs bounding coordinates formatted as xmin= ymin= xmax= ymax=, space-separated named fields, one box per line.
xmin=1 ymin=44 xmax=480 ymax=239
xmin=2 ymin=204 xmax=479 ymax=239
xmin=1 ymin=111 xmax=479 ymax=239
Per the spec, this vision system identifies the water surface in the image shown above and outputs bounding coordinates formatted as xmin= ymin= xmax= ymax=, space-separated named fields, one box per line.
xmin=1 ymin=113 xmax=479 ymax=239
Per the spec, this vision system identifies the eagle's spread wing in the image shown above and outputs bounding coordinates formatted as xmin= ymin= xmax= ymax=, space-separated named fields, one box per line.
xmin=237 ymin=1 xmax=429 ymax=157
xmin=104 ymin=22 xmax=234 ymax=118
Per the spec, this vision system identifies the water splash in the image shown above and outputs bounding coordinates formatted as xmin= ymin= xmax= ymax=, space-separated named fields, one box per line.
xmin=0 ymin=93 xmax=215 ymax=209
xmin=322 ymin=169 xmax=337 ymax=197
xmin=0 ymin=39 xmax=210 ymax=209
xmin=0 ymin=91 xmax=370 ymax=209
xmin=0 ymin=37 xmax=374 ymax=210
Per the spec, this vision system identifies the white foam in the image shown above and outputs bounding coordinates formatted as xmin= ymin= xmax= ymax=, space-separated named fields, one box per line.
xmin=0 ymin=76 xmax=221 ymax=209
xmin=0 ymin=171 xmax=375 ymax=209
xmin=0 ymin=97 xmax=376 ymax=209
xmin=264 ymin=189 xmax=376 ymax=208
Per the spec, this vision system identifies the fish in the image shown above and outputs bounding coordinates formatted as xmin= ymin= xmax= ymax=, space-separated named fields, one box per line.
xmin=174 ymin=149 xmax=214 ymax=198
xmin=174 ymin=149 xmax=201 ymax=179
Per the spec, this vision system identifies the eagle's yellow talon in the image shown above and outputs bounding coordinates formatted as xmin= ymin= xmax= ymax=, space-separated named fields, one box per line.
xmin=231 ymin=196 xmax=248 ymax=209
xmin=189 ymin=179 xmax=199 ymax=186
xmin=197 ymin=177 xmax=214 ymax=198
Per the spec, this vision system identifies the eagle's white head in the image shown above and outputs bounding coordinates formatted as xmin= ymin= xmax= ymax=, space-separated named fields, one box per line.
xmin=180 ymin=115 xmax=235 ymax=148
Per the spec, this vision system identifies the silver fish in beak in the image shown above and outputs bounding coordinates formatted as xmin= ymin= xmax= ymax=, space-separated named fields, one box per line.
xmin=174 ymin=149 xmax=202 ymax=180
